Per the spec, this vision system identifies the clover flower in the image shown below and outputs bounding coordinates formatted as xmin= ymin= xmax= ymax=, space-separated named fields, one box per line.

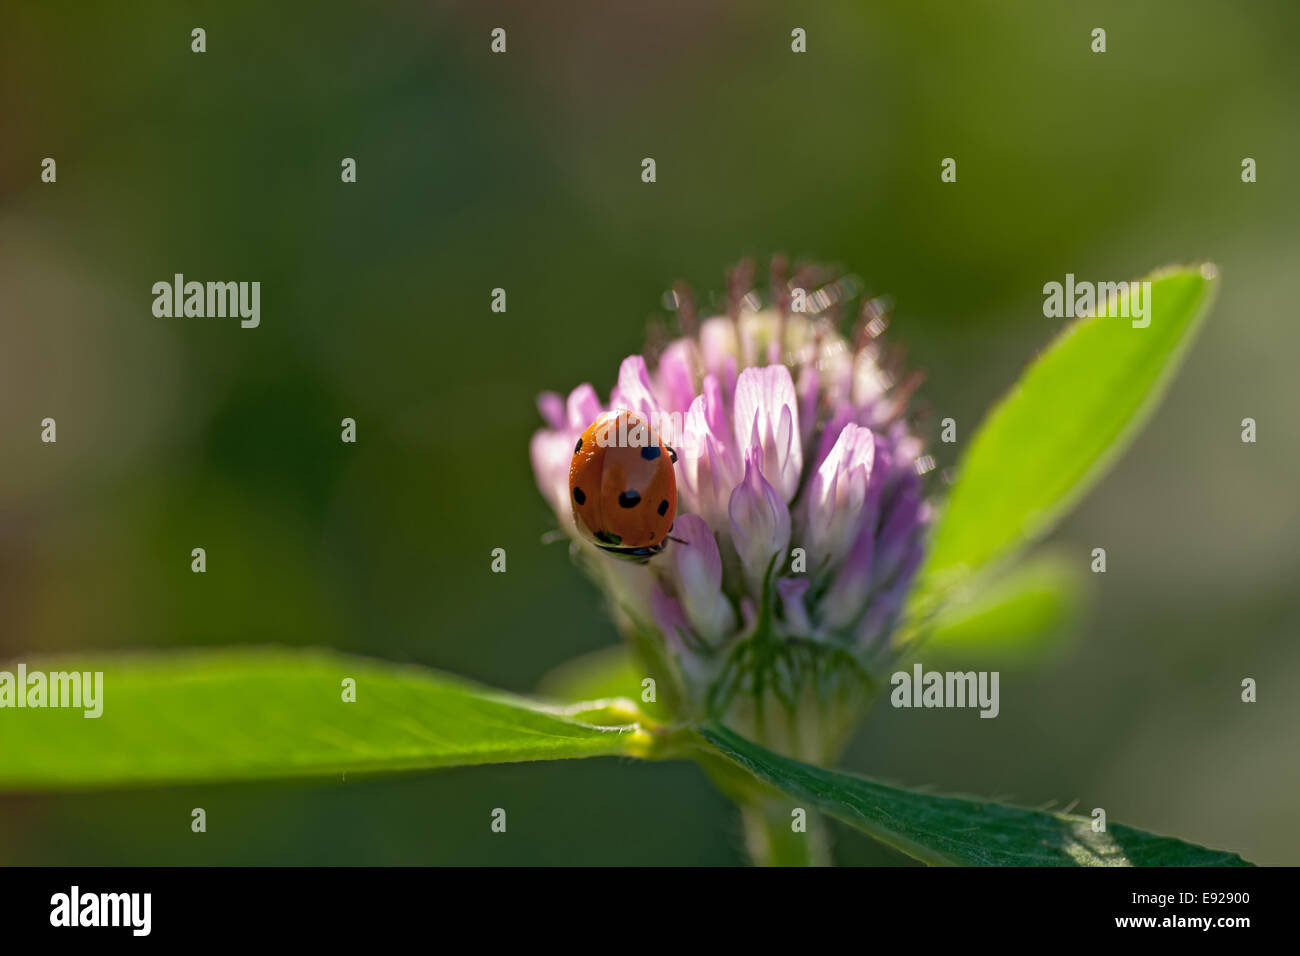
xmin=531 ymin=260 xmax=933 ymax=764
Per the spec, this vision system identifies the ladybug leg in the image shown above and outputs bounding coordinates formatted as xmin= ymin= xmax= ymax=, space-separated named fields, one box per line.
xmin=667 ymin=446 xmax=678 ymax=463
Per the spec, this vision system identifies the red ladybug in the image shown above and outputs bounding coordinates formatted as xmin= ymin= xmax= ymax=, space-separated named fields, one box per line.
xmin=569 ymin=410 xmax=677 ymax=560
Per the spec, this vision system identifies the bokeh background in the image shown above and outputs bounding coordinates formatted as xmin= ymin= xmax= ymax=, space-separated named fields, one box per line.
xmin=1 ymin=0 xmax=1296 ymax=865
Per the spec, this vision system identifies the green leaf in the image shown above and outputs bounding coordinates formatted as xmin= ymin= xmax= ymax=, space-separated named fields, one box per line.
xmin=916 ymin=265 xmax=1218 ymax=601
xmin=0 ymin=648 xmax=656 ymax=791
xmin=697 ymin=723 xmax=1251 ymax=866
xmin=921 ymin=551 xmax=1085 ymax=665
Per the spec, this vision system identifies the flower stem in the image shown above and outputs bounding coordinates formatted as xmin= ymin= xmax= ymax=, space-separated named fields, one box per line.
xmin=740 ymin=796 xmax=831 ymax=867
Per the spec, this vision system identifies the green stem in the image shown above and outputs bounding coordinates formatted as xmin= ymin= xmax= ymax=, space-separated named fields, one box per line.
xmin=739 ymin=796 xmax=831 ymax=867
xmin=688 ymin=732 xmax=833 ymax=866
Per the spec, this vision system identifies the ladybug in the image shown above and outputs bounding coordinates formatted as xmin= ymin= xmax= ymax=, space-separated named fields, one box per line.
xmin=569 ymin=409 xmax=678 ymax=560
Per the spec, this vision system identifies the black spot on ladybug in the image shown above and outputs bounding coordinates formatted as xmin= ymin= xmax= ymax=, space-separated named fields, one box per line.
xmin=573 ymin=487 xmax=586 ymax=505
xmin=618 ymin=490 xmax=641 ymax=509
xmin=640 ymin=445 xmax=661 ymax=460
xmin=574 ymin=438 xmax=583 ymax=453
xmin=667 ymin=446 xmax=678 ymax=463
xmin=595 ymin=529 xmax=622 ymax=545
xmin=657 ymin=499 xmax=669 ymax=516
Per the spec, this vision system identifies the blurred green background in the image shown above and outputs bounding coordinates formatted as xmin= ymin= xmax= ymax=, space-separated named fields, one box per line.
xmin=1 ymin=0 xmax=1296 ymax=865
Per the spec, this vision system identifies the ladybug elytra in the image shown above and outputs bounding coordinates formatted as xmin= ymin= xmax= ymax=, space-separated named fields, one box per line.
xmin=569 ymin=410 xmax=678 ymax=560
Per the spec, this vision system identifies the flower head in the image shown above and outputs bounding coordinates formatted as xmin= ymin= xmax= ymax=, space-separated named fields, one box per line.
xmin=531 ymin=260 xmax=932 ymax=763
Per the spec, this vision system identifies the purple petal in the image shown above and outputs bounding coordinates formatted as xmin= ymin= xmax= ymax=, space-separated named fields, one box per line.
xmin=565 ymin=383 xmax=603 ymax=430
xmin=680 ymin=378 xmax=741 ymax=528
xmin=803 ymin=422 xmax=876 ymax=573
xmin=733 ymin=365 xmax=802 ymax=503
xmin=818 ymin=439 xmax=891 ymax=628
xmin=529 ymin=429 xmax=577 ymax=521
xmin=537 ymin=392 xmax=565 ymax=431
xmin=649 ymin=584 xmax=691 ymax=655
xmin=655 ymin=339 xmax=699 ymax=415
xmin=610 ymin=355 xmax=664 ymax=425
xmin=871 ymin=473 xmax=924 ymax=589
xmin=855 ymin=541 xmax=924 ymax=655
xmin=668 ymin=513 xmax=735 ymax=642
xmin=728 ymin=451 xmax=791 ymax=588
